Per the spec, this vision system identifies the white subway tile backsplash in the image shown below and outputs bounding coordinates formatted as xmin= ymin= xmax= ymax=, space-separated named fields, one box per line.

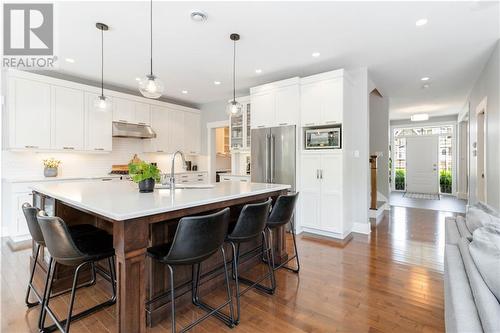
xmin=2 ymin=138 xmax=206 ymax=180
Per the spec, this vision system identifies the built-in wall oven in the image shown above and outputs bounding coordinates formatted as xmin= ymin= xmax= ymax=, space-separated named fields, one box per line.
xmin=305 ymin=127 xmax=341 ymax=149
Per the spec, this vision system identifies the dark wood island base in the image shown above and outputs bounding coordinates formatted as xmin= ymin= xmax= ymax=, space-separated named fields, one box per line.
xmin=31 ymin=188 xmax=288 ymax=333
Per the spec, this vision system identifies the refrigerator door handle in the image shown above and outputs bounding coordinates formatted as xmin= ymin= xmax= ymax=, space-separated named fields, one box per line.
xmin=270 ymin=134 xmax=275 ymax=183
xmin=265 ymin=133 xmax=270 ymax=182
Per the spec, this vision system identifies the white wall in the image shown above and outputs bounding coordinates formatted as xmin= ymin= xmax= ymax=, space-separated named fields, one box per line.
xmin=369 ymin=90 xmax=390 ymax=199
xmin=346 ymin=68 xmax=371 ymax=234
xmin=467 ymin=40 xmax=500 ymax=210
xmin=199 ymin=100 xmax=229 ymax=155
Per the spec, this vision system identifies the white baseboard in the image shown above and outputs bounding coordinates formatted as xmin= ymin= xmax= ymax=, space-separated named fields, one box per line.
xmin=300 ymin=226 xmax=347 ymax=239
xmin=352 ymin=222 xmax=370 ymax=235
xmin=7 ymin=234 xmax=32 ymax=251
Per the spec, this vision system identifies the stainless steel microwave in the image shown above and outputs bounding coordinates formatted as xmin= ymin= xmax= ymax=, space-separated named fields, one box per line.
xmin=305 ymin=127 xmax=341 ymax=149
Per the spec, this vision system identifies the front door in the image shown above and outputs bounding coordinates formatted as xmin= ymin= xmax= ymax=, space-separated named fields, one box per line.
xmin=406 ymin=136 xmax=439 ymax=194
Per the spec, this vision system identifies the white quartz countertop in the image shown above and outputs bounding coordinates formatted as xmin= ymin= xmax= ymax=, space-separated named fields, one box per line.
xmin=3 ymin=174 xmax=122 ymax=183
xmin=31 ymin=181 xmax=290 ymax=221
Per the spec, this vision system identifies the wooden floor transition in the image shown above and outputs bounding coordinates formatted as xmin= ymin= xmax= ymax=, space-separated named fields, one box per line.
xmin=1 ymin=206 xmax=452 ymax=333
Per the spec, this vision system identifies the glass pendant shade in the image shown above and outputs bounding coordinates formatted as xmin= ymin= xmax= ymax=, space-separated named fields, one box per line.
xmin=138 ymin=75 xmax=164 ymax=99
xmin=94 ymin=95 xmax=109 ymax=110
xmin=227 ymin=100 xmax=242 ymax=116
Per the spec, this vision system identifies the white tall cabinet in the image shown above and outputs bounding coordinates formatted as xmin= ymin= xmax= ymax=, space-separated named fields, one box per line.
xmin=297 ymin=69 xmax=354 ymax=239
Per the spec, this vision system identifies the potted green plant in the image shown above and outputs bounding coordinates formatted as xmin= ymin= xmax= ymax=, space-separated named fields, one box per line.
xmin=43 ymin=158 xmax=61 ymax=177
xmin=128 ymin=161 xmax=161 ymax=193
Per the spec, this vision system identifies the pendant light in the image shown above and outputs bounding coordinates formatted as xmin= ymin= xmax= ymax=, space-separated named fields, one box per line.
xmin=94 ymin=23 xmax=109 ymax=110
xmin=138 ymin=0 xmax=164 ymax=98
xmin=227 ymin=33 xmax=242 ymax=115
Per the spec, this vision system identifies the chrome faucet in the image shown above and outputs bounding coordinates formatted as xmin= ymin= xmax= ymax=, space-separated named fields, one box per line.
xmin=169 ymin=150 xmax=186 ymax=190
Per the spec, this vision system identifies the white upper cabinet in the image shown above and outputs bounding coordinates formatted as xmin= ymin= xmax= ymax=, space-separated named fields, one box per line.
xmin=300 ymin=70 xmax=346 ymax=127
xmin=250 ymin=77 xmax=300 ymax=129
xmin=145 ymin=106 xmax=169 ymax=153
xmin=250 ymin=91 xmax=274 ymax=128
xmin=113 ymin=98 xmax=151 ymax=125
xmin=168 ymin=109 xmax=184 ymax=153
xmin=52 ymin=86 xmax=85 ymax=151
xmin=85 ymin=92 xmax=112 ymax=152
xmin=183 ymin=111 xmax=200 ymax=155
xmin=8 ymin=78 xmax=51 ymax=149
xmin=134 ymin=102 xmax=151 ymax=125
xmin=275 ymin=85 xmax=300 ymax=126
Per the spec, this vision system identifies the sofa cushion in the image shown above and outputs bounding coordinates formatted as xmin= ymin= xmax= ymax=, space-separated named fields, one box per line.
xmin=469 ymin=225 xmax=500 ymax=301
xmin=445 ymin=217 xmax=461 ymax=245
xmin=444 ymin=244 xmax=483 ymax=333
xmin=456 ymin=215 xmax=472 ymax=240
xmin=458 ymin=238 xmax=500 ymax=332
xmin=466 ymin=207 xmax=500 ymax=233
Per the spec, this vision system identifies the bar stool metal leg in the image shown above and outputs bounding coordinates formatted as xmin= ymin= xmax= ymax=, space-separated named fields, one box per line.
xmin=190 ymin=247 xmax=235 ymax=329
xmin=267 ymin=220 xmax=300 ymax=273
xmin=39 ymin=258 xmax=117 ymax=333
xmin=25 ymin=243 xmax=42 ymax=307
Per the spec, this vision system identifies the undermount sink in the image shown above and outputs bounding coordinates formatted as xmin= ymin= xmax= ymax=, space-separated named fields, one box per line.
xmin=155 ymin=184 xmax=215 ymax=190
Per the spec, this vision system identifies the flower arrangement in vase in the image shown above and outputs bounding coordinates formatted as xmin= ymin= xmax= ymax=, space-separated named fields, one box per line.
xmin=43 ymin=158 xmax=61 ymax=177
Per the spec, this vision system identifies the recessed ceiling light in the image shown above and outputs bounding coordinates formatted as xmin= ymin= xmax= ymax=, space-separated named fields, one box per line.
xmin=411 ymin=113 xmax=429 ymax=122
xmin=421 ymin=76 xmax=430 ymax=81
xmin=214 ymin=81 xmax=221 ymax=85
xmin=255 ymin=69 xmax=262 ymax=74
xmin=182 ymin=90 xmax=188 ymax=94
xmin=190 ymin=11 xmax=207 ymax=22
xmin=312 ymin=52 xmax=321 ymax=58
xmin=65 ymin=58 xmax=75 ymax=63
xmin=422 ymin=83 xmax=430 ymax=89
xmin=415 ymin=18 xmax=428 ymax=26
xmin=135 ymin=77 xmax=141 ymax=81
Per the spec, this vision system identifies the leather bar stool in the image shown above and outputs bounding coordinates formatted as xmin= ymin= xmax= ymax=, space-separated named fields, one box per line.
xmin=146 ymin=208 xmax=235 ymax=333
xmin=22 ymin=203 xmax=109 ymax=310
xmin=266 ymin=193 xmax=300 ymax=273
xmin=226 ymin=198 xmax=275 ymax=325
xmin=37 ymin=210 xmax=116 ymax=333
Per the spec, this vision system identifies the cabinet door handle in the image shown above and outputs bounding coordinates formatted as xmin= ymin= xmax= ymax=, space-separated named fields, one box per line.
xmin=305 ymin=123 xmax=315 ymax=126
xmin=258 ymin=125 xmax=266 ymax=128
xmin=138 ymin=122 xmax=146 ymax=125
xmin=240 ymin=179 xmax=248 ymax=182
xmin=94 ymin=148 xmax=104 ymax=151
xmin=279 ymin=123 xmax=288 ymax=126
xmin=25 ymin=145 xmax=39 ymax=149
xmin=316 ymin=169 xmax=319 ymax=179
xmin=118 ymin=119 xmax=128 ymax=123
xmin=156 ymin=150 xmax=164 ymax=153
xmin=325 ymin=120 xmax=338 ymax=124
xmin=63 ymin=146 xmax=74 ymax=150
xmin=320 ymin=169 xmax=323 ymax=179
xmin=101 ymin=178 xmax=112 ymax=181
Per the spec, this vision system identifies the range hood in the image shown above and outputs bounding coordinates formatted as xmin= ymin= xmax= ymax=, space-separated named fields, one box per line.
xmin=112 ymin=122 xmax=157 ymax=139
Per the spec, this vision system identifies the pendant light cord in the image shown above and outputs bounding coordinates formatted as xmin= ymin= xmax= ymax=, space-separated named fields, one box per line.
xmin=101 ymin=27 xmax=104 ymax=96
xmin=150 ymin=0 xmax=153 ymax=77
xmin=233 ymin=38 xmax=236 ymax=102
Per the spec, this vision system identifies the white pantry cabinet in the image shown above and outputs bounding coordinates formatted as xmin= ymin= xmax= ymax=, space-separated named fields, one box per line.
xmin=85 ymin=92 xmax=113 ymax=152
xmin=183 ymin=111 xmax=201 ymax=155
xmin=300 ymin=70 xmax=346 ymax=127
xmin=7 ymin=77 xmax=51 ymax=149
xmin=300 ymin=153 xmax=343 ymax=234
xmin=250 ymin=77 xmax=300 ymax=129
xmin=52 ymin=86 xmax=85 ymax=151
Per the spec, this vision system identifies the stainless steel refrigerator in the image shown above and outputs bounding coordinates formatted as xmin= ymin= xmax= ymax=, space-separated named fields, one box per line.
xmin=251 ymin=125 xmax=296 ymax=190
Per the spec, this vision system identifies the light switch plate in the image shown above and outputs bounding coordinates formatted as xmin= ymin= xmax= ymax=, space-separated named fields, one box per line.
xmin=353 ymin=150 xmax=360 ymax=158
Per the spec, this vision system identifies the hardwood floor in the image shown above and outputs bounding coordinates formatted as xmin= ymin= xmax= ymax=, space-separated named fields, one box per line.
xmin=1 ymin=206 xmax=452 ymax=333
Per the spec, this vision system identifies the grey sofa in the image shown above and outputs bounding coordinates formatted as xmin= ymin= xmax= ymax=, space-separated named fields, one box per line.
xmin=445 ymin=202 xmax=500 ymax=333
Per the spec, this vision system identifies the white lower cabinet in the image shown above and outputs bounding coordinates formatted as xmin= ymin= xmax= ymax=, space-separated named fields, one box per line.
xmin=300 ymin=153 xmax=343 ymax=235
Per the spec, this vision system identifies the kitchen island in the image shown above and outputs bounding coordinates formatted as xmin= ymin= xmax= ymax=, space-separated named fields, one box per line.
xmin=31 ymin=181 xmax=290 ymax=333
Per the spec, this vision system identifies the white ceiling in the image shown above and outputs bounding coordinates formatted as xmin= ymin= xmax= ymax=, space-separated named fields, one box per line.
xmin=53 ymin=1 xmax=499 ymax=119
